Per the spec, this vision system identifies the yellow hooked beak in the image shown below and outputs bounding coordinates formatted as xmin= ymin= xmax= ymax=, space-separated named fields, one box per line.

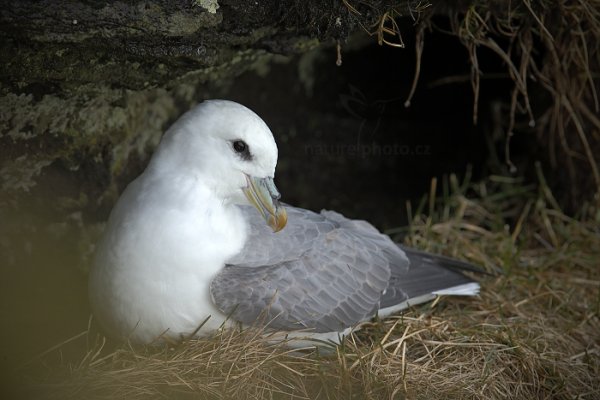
xmin=242 ymin=175 xmax=287 ymax=232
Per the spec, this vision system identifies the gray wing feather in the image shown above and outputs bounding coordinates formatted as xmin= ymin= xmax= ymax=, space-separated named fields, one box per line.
xmin=225 ymin=205 xmax=337 ymax=267
xmin=212 ymin=205 xmax=478 ymax=333
xmin=211 ymin=205 xmax=406 ymax=332
xmin=381 ymin=248 xmax=478 ymax=307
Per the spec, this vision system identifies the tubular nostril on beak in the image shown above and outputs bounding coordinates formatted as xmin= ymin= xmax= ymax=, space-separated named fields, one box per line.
xmin=242 ymin=174 xmax=287 ymax=232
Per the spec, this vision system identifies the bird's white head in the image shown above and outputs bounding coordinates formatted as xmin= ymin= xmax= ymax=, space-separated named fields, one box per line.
xmin=149 ymin=100 xmax=287 ymax=231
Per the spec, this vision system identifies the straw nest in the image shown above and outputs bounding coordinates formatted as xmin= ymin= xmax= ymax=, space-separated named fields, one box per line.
xmin=28 ymin=171 xmax=599 ymax=399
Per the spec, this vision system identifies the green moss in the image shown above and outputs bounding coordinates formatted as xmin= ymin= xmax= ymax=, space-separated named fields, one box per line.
xmin=192 ymin=0 xmax=220 ymax=14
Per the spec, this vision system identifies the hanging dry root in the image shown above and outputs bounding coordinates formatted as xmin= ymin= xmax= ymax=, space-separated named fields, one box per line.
xmin=344 ymin=0 xmax=600 ymax=202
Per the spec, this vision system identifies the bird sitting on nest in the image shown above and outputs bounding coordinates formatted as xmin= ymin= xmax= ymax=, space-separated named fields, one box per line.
xmin=89 ymin=100 xmax=480 ymax=345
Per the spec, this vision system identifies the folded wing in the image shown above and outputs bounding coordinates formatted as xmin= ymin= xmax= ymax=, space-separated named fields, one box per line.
xmin=211 ymin=205 xmax=478 ymax=333
xmin=211 ymin=206 xmax=406 ymax=332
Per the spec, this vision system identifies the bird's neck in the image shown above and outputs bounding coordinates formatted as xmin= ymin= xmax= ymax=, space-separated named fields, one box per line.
xmin=138 ymin=167 xmax=248 ymax=270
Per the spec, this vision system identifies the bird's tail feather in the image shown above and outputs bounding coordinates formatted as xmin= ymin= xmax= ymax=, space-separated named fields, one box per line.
xmin=397 ymin=245 xmax=494 ymax=276
xmin=379 ymin=247 xmax=483 ymax=312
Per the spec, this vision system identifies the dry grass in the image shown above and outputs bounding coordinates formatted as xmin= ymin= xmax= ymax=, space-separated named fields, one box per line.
xmin=345 ymin=0 xmax=600 ymax=203
xmin=26 ymin=172 xmax=600 ymax=399
xmin=451 ymin=0 xmax=600 ymax=193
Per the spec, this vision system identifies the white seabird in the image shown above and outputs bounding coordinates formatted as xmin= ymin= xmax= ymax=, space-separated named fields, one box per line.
xmin=89 ymin=100 xmax=480 ymax=344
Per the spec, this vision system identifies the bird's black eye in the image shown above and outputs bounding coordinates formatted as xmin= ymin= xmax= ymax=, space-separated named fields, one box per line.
xmin=233 ymin=140 xmax=247 ymax=153
xmin=232 ymin=140 xmax=252 ymax=161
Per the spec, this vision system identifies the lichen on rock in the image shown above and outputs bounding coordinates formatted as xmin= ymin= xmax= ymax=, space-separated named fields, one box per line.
xmin=192 ymin=0 xmax=220 ymax=14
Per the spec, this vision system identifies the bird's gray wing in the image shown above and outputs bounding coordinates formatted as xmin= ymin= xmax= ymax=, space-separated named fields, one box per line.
xmin=225 ymin=204 xmax=337 ymax=267
xmin=381 ymin=248 xmax=479 ymax=308
xmin=212 ymin=207 xmax=409 ymax=332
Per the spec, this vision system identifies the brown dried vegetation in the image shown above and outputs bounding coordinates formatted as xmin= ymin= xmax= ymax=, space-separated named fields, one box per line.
xmin=31 ymin=172 xmax=600 ymax=399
